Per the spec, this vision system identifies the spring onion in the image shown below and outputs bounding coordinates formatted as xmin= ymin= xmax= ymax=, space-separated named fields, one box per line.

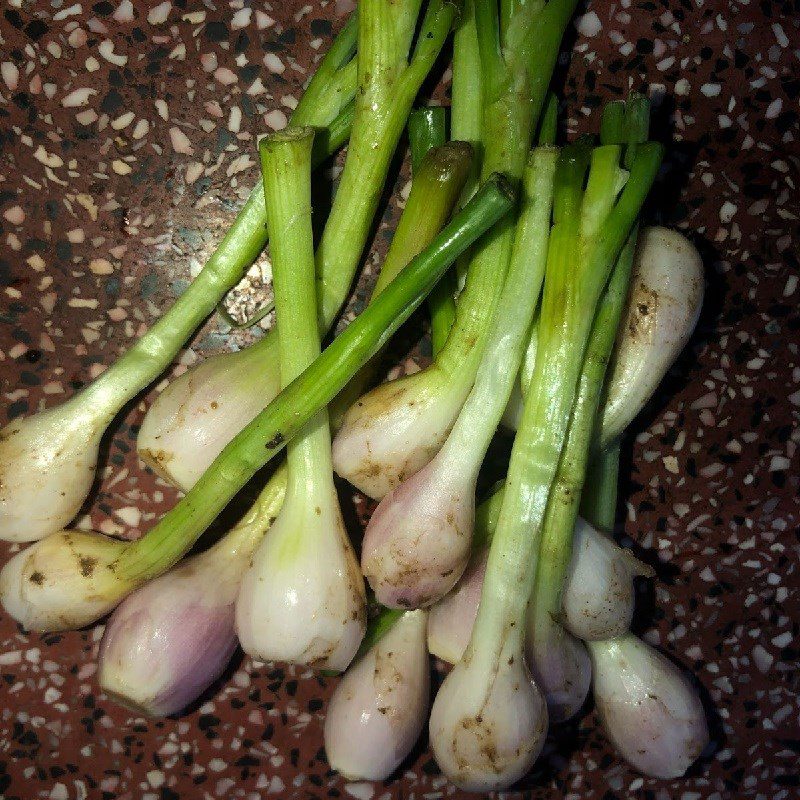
xmin=323 ymin=609 xmax=430 ymax=780
xmin=428 ymin=221 xmax=701 ymax=657
xmin=235 ymin=128 xmax=367 ymax=669
xmin=525 ymin=228 xmax=640 ymax=724
xmin=502 ymin=225 xmax=704 ymax=440
xmin=588 ymin=634 xmax=709 ymax=778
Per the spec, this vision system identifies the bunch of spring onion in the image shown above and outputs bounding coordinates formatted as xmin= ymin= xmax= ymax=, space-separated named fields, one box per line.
xmin=332 ymin=96 xmax=707 ymax=787
xmin=0 ymin=1 xmax=712 ymax=791
xmin=0 ymin=168 xmax=510 ymax=632
xmin=1 ymin=15 xmax=513 ymax=640
xmin=0 ymin=0 xmax=482 ymax=624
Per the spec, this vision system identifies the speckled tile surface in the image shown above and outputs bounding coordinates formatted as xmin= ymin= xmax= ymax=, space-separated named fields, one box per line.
xmin=0 ymin=1 xmax=798 ymax=798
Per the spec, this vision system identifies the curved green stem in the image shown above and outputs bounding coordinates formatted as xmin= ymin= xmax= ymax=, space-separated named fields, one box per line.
xmin=434 ymin=146 xmax=557 ymax=474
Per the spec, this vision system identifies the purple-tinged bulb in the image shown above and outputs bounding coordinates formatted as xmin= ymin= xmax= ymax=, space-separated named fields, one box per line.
xmin=361 ymin=453 xmax=474 ymax=609
xmin=324 ymin=610 xmax=430 ymax=780
xmin=526 ymin=610 xmax=591 ymax=723
xmin=589 ymin=634 xmax=709 ymax=778
xmin=561 ymin=518 xmax=654 ymax=642
xmin=427 ymin=547 xmax=487 ymax=663
xmin=332 ymin=369 xmax=467 ymax=500
xmin=99 ymin=547 xmax=244 ymax=716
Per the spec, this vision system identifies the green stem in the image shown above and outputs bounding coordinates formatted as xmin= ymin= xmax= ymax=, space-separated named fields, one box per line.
xmin=117 ymin=175 xmax=514 ymax=581
xmin=473 ymin=0 xmax=503 ymax=102
xmin=259 ymin=128 xmax=333 ymax=499
xmin=434 ymin=146 xmax=557 ymax=475
xmin=449 ymin=0 xmax=485 ymax=323
xmin=451 ymin=0 xmax=483 ymax=151
xmin=292 ymin=13 xmax=358 ymax=125
xmin=532 ymin=234 xmax=637 ymax=631
xmin=82 ymin=17 xmax=358 ymax=415
xmin=409 ymin=107 xmax=448 ymax=169
xmin=579 ymin=441 xmax=620 ymax=533
xmin=537 ymin=91 xmax=558 ymax=145
xmin=600 ymin=100 xmax=627 ymax=146
xmin=523 ymin=0 xmax=579 ymax=122
xmin=408 ymin=108 xmax=458 ymax=356
xmin=315 ymin=0 xmax=456 ymax=328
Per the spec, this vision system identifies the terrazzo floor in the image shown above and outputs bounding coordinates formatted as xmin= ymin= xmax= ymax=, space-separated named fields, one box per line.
xmin=1 ymin=1 xmax=798 ymax=798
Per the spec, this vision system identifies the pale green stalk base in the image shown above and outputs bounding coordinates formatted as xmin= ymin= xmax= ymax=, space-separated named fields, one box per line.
xmin=434 ymin=147 xmax=557 ymax=476
xmin=259 ymin=129 xmax=334 ymax=503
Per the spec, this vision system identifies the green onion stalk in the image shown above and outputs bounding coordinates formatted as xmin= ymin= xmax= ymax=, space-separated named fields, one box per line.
xmin=360 ymin=145 xmax=558 ymax=610
xmin=0 ymin=15 xmax=360 ymax=544
xmin=428 ymin=129 xmax=663 ymax=789
xmin=233 ymin=128 xmax=366 ymax=670
xmin=136 ymin=0 xmax=459 ymax=493
xmin=566 ymin=100 xmax=708 ymax=779
xmin=525 ymin=233 xmax=638 ymax=724
xmin=331 ymin=0 xmax=579 ymax=501
xmin=97 ymin=129 xmax=473 ymax=713
xmin=0 ymin=168 xmax=513 ymax=634
xmin=408 ymin=106 xmax=459 ymax=354
xmin=522 ymin=96 xmax=652 ymax=722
